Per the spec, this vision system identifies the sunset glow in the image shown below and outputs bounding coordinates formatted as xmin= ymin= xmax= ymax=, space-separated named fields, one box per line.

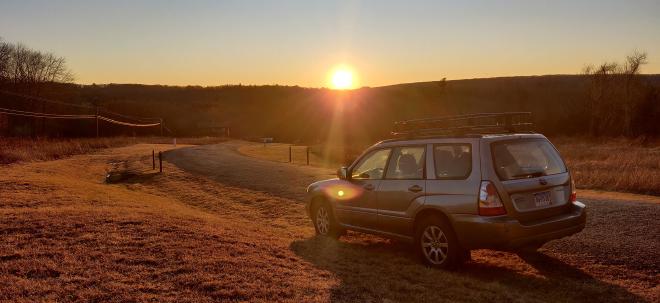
xmin=330 ymin=68 xmax=355 ymax=90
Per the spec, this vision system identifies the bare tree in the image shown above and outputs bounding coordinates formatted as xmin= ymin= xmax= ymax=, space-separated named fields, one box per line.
xmin=583 ymin=51 xmax=648 ymax=136
xmin=0 ymin=39 xmax=75 ymax=136
xmin=0 ymin=40 xmax=73 ymax=86
xmin=621 ymin=51 xmax=648 ymax=136
xmin=0 ymin=38 xmax=13 ymax=83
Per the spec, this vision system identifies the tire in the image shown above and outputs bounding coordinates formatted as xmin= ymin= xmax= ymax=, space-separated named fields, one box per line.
xmin=415 ymin=215 xmax=462 ymax=269
xmin=312 ymin=201 xmax=341 ymax=239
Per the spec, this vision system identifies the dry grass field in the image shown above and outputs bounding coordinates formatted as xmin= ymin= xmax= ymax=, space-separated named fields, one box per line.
xmin=239 ymin=137 xmax=660 ymax=196
xmin=1 ymin=142 xmax=657 ymax=302
xmin=552 ymin=136 xmax=660 ymax=196
xmin=0 ymin=137 xmax=227 ymax=164
xmin=238 ymin=143 xmax=329 ymax=167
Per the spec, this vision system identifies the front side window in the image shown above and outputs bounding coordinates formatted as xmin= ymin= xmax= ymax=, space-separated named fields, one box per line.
xmin=385 ymin=146 xmax=425 ymax=179
xmin=434 ymin=144 xmax=472 ymax=179
xmin=492 ymin=139 xmax=566 ymax=180
xmin=351 ymin=148 xmax=391 ymax=180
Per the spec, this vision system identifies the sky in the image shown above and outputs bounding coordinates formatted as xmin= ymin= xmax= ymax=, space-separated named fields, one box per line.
xmin=1 ymin=0 xmax=659 ymax=88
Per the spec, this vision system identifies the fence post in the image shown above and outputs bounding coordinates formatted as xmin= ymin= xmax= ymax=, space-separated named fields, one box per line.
xmin=152 ymin=149 xmax=155 ymax=170
xmin=306 ymin=146 xmax=310 ymax=165
xmin=159 ymin=151 xmax=163 ymax=173
xmin=289 ymin=145 xmax=292 ymax=163
xmin=95 ymin=106 xmax=99 ymax=138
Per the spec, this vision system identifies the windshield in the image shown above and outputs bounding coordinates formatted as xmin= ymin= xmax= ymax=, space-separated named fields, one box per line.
xmin=492 ymin=139 xmax=566 ymax=180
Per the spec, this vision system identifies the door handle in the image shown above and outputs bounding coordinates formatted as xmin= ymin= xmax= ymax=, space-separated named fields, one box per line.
xmin=363 ymin=184 xmax=375 ymax=191
xmin=408 ymin=185 xmax=423 ymax=192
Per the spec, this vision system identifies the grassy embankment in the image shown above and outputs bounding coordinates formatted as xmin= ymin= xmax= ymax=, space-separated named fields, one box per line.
xmin=239 ymin=137 xmax=660 ymax=196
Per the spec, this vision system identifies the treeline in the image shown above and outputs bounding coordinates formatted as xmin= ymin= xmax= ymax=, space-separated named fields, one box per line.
xmin=0 ymin=39 xmax=658 ymax=142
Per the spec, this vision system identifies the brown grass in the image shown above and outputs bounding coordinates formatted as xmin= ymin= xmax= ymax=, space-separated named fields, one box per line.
xmin=0 ymin=137 xmax=227 ymax=165
xmin=238 ymin=143 xmax=330 ymax=167
xmin=552 ymin=136 xmax=660 ymax=196
xmin=0 ymin=144 xmax=657 ymax=302
xmin=240 ymin=138 xmax=660 ymax=196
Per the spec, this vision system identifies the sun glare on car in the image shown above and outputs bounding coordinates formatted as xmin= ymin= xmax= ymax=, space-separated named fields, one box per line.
xmin=330 ymin=67 xmax=355 ymax=90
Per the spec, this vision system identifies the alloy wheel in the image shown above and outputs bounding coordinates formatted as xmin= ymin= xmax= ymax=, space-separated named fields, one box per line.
xmin=421 ymin=225 xmax=449 ymax=265
xmin=316 ymin=206 xmax=329 ymax=235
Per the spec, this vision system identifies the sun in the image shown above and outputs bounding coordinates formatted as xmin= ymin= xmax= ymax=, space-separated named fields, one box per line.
xmin=329 ymin=67 xmax=356 ymax=90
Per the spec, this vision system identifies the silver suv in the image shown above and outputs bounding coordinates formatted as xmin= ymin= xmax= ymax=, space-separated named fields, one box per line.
xmin=305 ymin=113 xmax=586 ymax=269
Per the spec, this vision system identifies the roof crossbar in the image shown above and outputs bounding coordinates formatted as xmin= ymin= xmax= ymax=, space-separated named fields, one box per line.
xmin=392 ymin=112 xmax=533 ymax=137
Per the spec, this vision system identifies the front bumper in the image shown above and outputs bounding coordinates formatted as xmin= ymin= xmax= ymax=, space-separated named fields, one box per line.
xmin=451 ymin=201 xmax=586 ymax=250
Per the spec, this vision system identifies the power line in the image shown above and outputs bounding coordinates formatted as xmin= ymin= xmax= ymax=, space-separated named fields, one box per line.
xmin=0 ymin=89 xmax=163 ymax=122
xmin=99 ymin=108 xmax=161 ymax=122
xmin=0 ymin=106 xmax=162 ymax=127
xmin=0 ymin=107 xmax=95 ymax=119
xmin=98 ymin=115 xmax=161 ymax=127
xmin=0 ymin=107 xmax=95 ymax=118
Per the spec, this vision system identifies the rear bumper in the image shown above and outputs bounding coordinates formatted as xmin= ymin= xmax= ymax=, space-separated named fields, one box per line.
xmin=451 ymin=201 xmax=586 ymax=250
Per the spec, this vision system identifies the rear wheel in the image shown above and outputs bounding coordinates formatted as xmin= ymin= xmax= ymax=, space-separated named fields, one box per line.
xmin=415 ymin=215 xmax=462 ymax=269
xmin=313 ymin=201 xmax=341 ymax=239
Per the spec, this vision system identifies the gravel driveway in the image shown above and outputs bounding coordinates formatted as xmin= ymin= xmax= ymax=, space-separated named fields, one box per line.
xmin=165 ymin=140 xmax=660 ymax=300
xmin=166 ymin=141 xmax=334 ymax=201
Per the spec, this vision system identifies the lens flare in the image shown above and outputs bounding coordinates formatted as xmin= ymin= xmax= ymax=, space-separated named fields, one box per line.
xmin=323 ymin=182 xmax=363 ymax=200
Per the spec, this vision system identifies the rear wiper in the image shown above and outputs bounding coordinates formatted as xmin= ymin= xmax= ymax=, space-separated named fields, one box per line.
xmin=511 ymin=171 xmax=546 ymax=178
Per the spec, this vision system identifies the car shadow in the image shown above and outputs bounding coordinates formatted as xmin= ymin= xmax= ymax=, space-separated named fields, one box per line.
xmin=290 ymin=235 xmax=643 ymax=302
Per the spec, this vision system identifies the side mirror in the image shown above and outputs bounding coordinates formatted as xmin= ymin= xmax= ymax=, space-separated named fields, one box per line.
xmin=337 ymin=167 xmax=349 ymax=180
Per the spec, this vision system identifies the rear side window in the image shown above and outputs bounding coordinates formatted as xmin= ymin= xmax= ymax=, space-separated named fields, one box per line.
xmin=492 ymin=139 xmax=566 ymax=181
xmin=385 ymin=146 xmax=425 ymax=179
xmin=434 ymin=144 xmax=472 ymax=179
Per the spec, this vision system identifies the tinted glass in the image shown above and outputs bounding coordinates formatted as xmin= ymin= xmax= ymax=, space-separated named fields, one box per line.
xmin=351 ymin=149 xmax=391 ymax=180
xmin=385 ymin=146 xmax=425 ymax=179
xmin=434 ymin=144 xmax=471 ymax=179
xmin=492 ymin=139 xmax=566 ymax=180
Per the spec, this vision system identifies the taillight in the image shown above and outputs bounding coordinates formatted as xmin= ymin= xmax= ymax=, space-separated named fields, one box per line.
xmin=569 ymin=178 xmax=577 ymax=203
xmin=478 ymin=181 xmax=507 ymax=216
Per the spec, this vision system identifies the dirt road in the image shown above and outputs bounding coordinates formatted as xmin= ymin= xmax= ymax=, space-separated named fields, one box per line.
xmin=166 ymin=141 xmax=334 ymax=201
xmin=166 ymin=140 xmax=660 ymax=301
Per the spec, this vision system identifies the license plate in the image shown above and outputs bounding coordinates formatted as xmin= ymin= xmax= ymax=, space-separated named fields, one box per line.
xmin=534 ymin=191 xmax=552 ymax=207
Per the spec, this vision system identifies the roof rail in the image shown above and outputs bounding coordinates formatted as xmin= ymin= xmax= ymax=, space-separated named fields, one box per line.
xmin=392 ymin=112 xmax=533 ymax=137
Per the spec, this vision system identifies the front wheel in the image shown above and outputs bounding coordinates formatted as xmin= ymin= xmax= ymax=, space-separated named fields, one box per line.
xmin=415 ymin=216 xmax=462 ymax=269
xmin=313 ymin=202 xmax=341 ymax=239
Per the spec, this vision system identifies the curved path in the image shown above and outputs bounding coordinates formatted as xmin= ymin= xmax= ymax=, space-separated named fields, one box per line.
xmin=165 ymin=141 xmax=335 ymax=201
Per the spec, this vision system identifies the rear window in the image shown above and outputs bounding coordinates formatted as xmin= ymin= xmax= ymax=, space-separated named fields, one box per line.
xmin=492 ymin=139 xmax=566 ymax=181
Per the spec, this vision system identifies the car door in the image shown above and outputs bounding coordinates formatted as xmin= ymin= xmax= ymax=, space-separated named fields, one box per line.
xmin=424 ymin=141 xmax=480 ymax=216
xmin=376 ymin=145 xmax=427 ymax=236
xmin=336 ymin=148 xmax=391 ymax=229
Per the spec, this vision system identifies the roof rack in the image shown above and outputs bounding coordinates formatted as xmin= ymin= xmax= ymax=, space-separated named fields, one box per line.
xmin=392 ymin=112 xmax=533 ymax=137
